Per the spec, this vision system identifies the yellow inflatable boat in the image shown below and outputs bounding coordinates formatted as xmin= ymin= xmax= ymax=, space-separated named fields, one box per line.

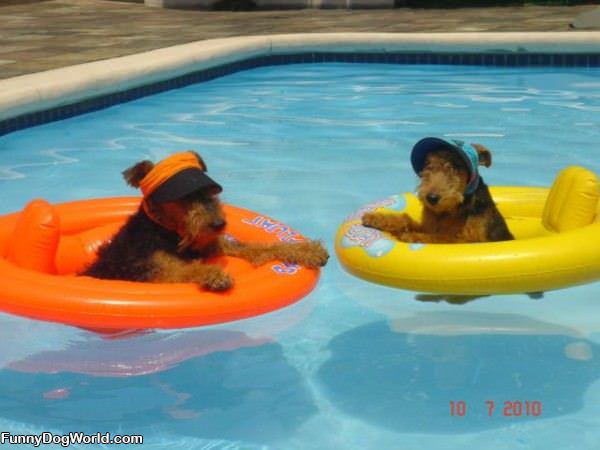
xmin=335 ymin=166 xmax=600 ymax=295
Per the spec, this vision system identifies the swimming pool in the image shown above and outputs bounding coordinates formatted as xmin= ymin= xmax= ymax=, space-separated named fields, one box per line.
xmin=1 ymin=62 xmax=600 ymax=449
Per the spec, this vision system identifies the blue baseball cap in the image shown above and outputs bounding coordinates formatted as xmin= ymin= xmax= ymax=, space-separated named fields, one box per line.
xmin=410 ymin=137 xmax=480 ymax=195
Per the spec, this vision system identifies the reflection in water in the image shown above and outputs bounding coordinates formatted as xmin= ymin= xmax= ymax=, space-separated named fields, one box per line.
xmin=0 ymin=288 xmax=318 ymax=444
xmin=415 ymin=294 xmax=489 ymax=305
xmin=0 ymin=340 xmax=317 ymax=444
xmin=415 ymin=292 xmax=544 ymax=305
xmin=318 ymin=313 xmax=600 ymax=434
xmin=8 ymin=329 xmax=269 ymax=377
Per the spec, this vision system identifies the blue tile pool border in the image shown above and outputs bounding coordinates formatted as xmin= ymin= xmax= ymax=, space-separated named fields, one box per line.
xmin=1 ymin=51 xmax=599 ymax=137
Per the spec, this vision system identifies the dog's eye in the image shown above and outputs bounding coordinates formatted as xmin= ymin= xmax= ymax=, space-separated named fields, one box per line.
xmin=182 ymin=190 xmax=218 ymax=203
xmin=450 ymin=161 xmax=466 ymax=171
xmin=199 ymin=192 xmax=220 ymax=204
xmin=181 ymin=193 xmax=199 ymax=202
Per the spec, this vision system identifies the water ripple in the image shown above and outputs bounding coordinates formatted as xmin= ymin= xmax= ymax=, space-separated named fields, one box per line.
xmin=0 ymin=148 xmax=79 ymax=180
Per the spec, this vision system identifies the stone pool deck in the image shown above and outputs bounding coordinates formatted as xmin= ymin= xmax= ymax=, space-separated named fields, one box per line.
xmin=0 ymin=0 xmax=597 ymax=80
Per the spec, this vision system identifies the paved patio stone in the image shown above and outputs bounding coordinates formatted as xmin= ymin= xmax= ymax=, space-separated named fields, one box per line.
xmin=0 ymin=0 xmax=596 ymax=79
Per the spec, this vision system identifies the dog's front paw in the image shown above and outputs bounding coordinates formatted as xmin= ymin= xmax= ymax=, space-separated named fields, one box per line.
xmin=303 ymin=240 xmax=330 ymax=268
xmin=200 ymin=266 xmax=233 ymax=292
xmin=362 ymin=211 xmax=385 ymax=230
xmin=363 ymin=211 xmax=413 ymax=235
xmin=287 ymin=240 xmax=329 ymax=269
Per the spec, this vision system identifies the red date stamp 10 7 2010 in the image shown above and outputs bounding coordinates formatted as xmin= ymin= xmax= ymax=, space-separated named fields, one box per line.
xmin=450 ymin=400 xmax=542 ymax=417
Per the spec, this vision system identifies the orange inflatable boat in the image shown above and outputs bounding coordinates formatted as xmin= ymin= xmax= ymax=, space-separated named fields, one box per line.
xmin=0 ymin=197 xmax=320 ymax=331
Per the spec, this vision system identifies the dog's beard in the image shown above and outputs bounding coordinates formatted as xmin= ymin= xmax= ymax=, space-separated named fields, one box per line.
xmin=417 ymin=189 xmax=465 ymax=214
xmin=177 ymin=234 xmax=195 ymax=253
xmin=177 ymin=204 xmax=219 ymax=253
xmin=178 ymin=206 xmax=207 ymax=252
xmin=417 ymin=175 xmax=466 ymax=215
xmin=427 ymin=193 xmax=464 ymax=214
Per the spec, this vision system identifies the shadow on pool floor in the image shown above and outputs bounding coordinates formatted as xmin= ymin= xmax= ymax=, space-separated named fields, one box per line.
xmin=317 ymin=312 xmax=600 ymax=434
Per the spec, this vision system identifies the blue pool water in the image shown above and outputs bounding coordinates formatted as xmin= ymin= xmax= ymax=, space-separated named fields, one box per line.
xmin=1 ymin=63 xmax=600 ymax=449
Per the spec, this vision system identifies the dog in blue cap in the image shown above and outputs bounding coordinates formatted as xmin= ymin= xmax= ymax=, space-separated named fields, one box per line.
xmin=362 ymin=137 xmax=513 ymax=243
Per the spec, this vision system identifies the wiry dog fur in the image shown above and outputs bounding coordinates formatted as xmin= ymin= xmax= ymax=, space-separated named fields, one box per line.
xmin=362 ymin=144 xmax=513 ymax=243
xmin=82 ymin=152 xmax=328 ymax=291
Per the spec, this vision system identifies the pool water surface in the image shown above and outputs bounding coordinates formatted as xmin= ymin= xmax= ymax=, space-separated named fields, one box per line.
xmin=1 ymin=63 xmax=600 ymax=449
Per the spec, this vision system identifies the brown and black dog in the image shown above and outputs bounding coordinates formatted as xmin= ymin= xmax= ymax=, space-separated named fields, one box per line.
xmin=362 ymin=137 xmax=513 ymax=243
xmin=81 ymin=151 xmax=328 ymax=291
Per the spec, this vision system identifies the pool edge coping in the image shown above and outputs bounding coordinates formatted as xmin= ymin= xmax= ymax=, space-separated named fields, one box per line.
xmin=1 ymin=31 xmax=600 ymax=123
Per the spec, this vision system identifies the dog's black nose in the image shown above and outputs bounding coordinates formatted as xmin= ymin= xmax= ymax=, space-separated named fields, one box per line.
xmin=426 ymin=193 xmax=440 ymax=205
xmin=210 ymin=219 xmax=226 ymax=231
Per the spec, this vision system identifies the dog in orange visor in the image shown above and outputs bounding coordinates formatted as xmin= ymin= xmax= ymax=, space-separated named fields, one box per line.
xmin=81 ymin=151 xmax=328 ymax=291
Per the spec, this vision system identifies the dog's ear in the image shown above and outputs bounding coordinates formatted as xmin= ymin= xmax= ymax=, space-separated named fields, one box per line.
xmin=471 ymin=144 xmax=492 ymax=168
xmin=122 ymin=160 xmax=154 ymax=187
xmin=189 ymin=151 xmax=207 ymax=171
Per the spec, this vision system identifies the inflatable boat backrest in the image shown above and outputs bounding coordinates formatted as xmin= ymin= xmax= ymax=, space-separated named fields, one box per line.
xmin=55 ymin=222 xmax=120 ymax=275
xmin=4 ymin=199 xmax=60 ymax=274
xmin=542 ymin=166 xmax=600 ymax=233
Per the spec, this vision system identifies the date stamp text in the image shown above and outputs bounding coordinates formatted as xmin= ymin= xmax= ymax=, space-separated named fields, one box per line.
xmin=450 ymin=400 xmax=542 ymax=418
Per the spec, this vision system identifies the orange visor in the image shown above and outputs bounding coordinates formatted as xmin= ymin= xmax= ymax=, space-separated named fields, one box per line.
xmin=139 ymin=151 xmax=222 ymax=202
